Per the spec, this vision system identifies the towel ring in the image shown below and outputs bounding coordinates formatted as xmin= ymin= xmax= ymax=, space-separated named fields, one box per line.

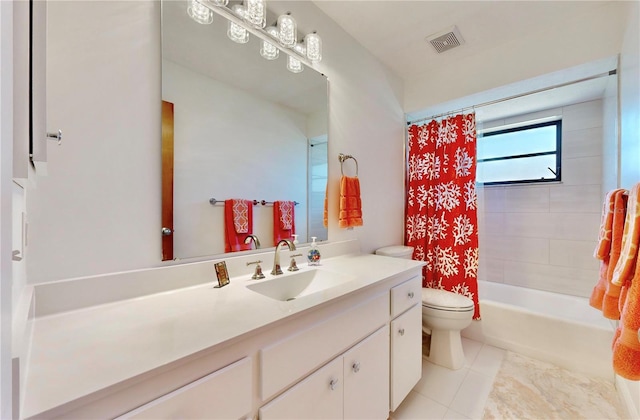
xmin=339 ymin=153 xmax=359 ymax=177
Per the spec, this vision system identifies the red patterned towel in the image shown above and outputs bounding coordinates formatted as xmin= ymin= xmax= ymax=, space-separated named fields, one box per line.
xmin=273 ymin=201 xmax=295 ymax=245
xmin=224 ymin=199 xmax=253 ymax=252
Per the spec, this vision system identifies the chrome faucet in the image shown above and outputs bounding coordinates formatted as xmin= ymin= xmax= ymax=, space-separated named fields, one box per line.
xmin=244 ymin=234 xmax=261 ymax=249
xmin=271 ymin=239 xmax=296 ymax=275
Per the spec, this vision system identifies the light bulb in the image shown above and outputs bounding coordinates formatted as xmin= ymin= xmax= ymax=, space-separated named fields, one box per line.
xmin=287 ymin=43 xmax=305 ymax=73
xmin=227 ymin=5 xmax=249 ymax=44
xmin=245 ymin=0 xmax=266 ymax=28
xmin=260 ymin=26 xmax=280 ymax=60
xmin=187 ymin=0 xmax=213 ymax=25
xmin=277 ymin=13 xmax=297 ymax=48
xmin=304 ymin=32 xmax=322 ymax=62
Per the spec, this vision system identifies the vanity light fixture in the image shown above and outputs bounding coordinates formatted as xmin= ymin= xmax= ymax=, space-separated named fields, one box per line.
xmin=245 ymin=0 xmax=267 ymax=28
xmin=287 ymin=42 xmax=305 ymax=73
xmin=304 ymin=31 xmax=322 ymax=62
xmin=277 ymin=12 xmax=297 ymax=48
xmin=187 ymin=0 xmax=213 ymax=25
xmin=196 ymin=1 xmax=321 ymax=71
xmin=228 ymin=4 xmax=249 ymax=43
xmin=260 ymin=26 xmax=280 ymax=60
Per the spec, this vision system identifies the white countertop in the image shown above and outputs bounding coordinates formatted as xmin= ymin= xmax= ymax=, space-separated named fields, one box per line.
xmin=23 ymin=253 xmax=424 ymax=418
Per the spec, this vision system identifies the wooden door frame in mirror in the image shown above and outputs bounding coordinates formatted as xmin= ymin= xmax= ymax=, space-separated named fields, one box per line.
xmin=161 ymin=100 xmax=174 ymax=261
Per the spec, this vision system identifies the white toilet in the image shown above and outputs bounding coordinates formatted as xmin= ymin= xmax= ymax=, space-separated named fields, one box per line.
xmin=375 ymin=245 xmax=474 ymax=371
xmin=421 ymin=288 xmax=474 ymax=370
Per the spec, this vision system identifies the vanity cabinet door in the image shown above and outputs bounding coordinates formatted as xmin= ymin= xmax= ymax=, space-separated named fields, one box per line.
xmin=343 ymin=325 xmax=390 ymax=420
xmin=119 ymin=357 xmax=251 ymax=420
xmin=390 ymin=304 xmax=422 ymax=411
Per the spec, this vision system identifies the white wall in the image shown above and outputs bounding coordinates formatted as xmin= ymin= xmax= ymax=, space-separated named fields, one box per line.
xmin=614 ymin=1 xmax=640 ymax=417
xmin=404 ymin=1 xmax=629 ymax=114
xmin=25 ymin=1 xmax=405 ymax=284
xmin=0 ymin=1 xmax=13 ymax=417
xmin=619 ymin=1 xmax=640 ymax=190
xmin=477 ymin=100 xmax=603 ymax=297
xmin=163 ymin=60 xmax=308 ymax=257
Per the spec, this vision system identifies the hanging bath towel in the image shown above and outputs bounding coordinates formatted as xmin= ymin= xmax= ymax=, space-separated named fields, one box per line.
xmin=273 ymin=200 xmax=295 ymax=245
xmin=224 ymin=199 xmax=254 ymax=253
xmin=339 ymin=175 xmax=363 ymax=228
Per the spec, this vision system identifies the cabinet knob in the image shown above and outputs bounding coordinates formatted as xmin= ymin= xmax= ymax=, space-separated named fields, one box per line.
xmin=408 ymin=291 xmax=414 ymax=299
xmin=399 ymin=328 xmax=405 ymax=336
xmin=46 ymin=129 xmax=63 ymax=145
xmin=352 ymin=362 xmax=360 ymax=373
xmin=329 ymin=378 xmax=339 ymax=390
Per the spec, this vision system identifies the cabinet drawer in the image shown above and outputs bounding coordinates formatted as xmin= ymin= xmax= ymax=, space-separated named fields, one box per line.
xmin=119 ymin=357 xmax=252 ymax=420
xmin=259 ymin=357 xmax=343 ymax=420
xmin=260 ymin=292 xmax=388 ymax=400
xmin=390 ymin=276 xmax=421 ymax=318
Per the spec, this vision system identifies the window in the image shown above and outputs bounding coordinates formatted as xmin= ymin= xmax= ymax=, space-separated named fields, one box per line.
xmin=476 ymin=120 xmax=561 ymax=185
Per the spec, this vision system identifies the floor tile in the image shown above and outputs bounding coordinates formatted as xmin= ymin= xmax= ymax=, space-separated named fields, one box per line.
xmin=391 ymin=390 xmax=448 ymax=420
xmin=413 ymin=359 xmax=469 ymax=407
xmin=443 ymin=408 xmax=471 ymax=419
xmin=449 ymin=370 xmax=495 ymax=419
xmin=461 ymin=337 xmax=483 ymax=367
xmin=469 ymin=344 xmax=505 ymax=379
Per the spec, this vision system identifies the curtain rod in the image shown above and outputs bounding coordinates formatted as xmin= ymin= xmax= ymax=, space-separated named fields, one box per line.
xmin=407 ymin=69 xmax=617 ymax=125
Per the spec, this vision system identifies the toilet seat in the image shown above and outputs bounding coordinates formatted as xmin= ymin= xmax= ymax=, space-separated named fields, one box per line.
xmin=422 ymin=288 xmax=474 ymax=312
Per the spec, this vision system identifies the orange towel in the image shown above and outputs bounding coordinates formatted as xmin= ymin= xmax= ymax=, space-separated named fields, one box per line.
xmin=602 ymin=190 xmax=629 ymax=319
xmin=273 ymin=200 xmax=295 ymax=245
xmin=339 ymin=175 xmax=363 ymax=228
xmin=612 ymin=183 xmax=640 ymax=287
xmin=224 ymin=199 xmax=254 ymax=253
xmin=323 ymin=185 xmax=328 ymax=228
xmin=612 ymin=235 xmax=640 ymax=380
xmin=590 ymin=189 xmax=624 ymax=310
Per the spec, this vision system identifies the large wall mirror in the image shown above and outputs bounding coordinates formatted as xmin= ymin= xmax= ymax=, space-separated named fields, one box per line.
xmin=161 ymin=0 xmax=329 ymax=260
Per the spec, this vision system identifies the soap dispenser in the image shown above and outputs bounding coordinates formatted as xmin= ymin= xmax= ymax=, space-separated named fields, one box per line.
xmin=307 ymin=236 xmax=321 ymax=266
xmin=292 ymin=234 xmax=299 ymax=246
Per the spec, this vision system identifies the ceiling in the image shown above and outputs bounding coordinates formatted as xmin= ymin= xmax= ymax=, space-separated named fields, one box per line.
xmin=313 ymin=0 xmax=617 ymax=121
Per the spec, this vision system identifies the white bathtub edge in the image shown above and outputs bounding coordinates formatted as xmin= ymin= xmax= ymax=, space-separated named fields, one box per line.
xmin=615 ymin=375 xmax=640 ymax=419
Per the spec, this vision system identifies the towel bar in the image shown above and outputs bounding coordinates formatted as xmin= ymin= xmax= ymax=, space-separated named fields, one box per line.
xmin=338 ymin=153 xmax=358 ymax=177
xmin=209 ymin=198 xmax=299 ymax=206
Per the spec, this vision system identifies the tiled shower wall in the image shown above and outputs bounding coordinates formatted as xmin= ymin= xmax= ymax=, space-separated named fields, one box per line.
xmin=477 ymin=99 xmax=603 ymax=297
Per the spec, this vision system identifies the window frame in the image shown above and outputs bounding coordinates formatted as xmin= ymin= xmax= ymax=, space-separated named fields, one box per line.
xmin=477 ymin=119 xmax=562 ymax=186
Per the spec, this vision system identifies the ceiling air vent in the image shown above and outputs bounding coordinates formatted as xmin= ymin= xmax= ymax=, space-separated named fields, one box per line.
xmin=426 ymin=26 xmax=465 ymax=54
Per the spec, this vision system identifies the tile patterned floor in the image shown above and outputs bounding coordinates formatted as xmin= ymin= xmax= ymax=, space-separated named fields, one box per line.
xmin=390 ymin=337 xmax=627 ymax=420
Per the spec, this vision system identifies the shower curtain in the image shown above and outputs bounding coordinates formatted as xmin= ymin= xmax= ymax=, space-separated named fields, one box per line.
xmin=406 ymin=113 xmax=480 ymax=319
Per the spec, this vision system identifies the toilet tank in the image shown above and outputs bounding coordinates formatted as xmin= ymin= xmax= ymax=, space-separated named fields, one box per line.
xmin=375 ymin=245 xmax=414 ymax=259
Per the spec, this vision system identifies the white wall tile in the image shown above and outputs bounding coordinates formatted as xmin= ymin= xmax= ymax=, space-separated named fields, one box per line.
xmin=504 ymin=186 xmax=549 ymax=213
xmin=549 ymin=184 xmax=602 ymax=213
xmin=503 ymin=261 xmax=598 ymax=297
xmin=504 ymin=107 xmax=563 ymax=126
xmin=563 ymin=126 xmax=603 ymax=159
xmin=477 ymin=257 xmax=504 ymax=282
xmin=478 ymin=186 xmax=505 ymax=213
xmin=549 ymin=240 xmax=599 ymax=270
xmin=562 ymin=156 xmax=602 ymax=185
xmin=562 ymin=100 xmax=603 ymax=132
xmin=502 ymin=236 xmax=550 ymax=264
xmin=504 ymin=212 xmax=600 ymax=241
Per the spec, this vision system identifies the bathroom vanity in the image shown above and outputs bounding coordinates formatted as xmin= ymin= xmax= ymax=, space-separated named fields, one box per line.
xmin=21 ymin=243 xmax=424 ymax=419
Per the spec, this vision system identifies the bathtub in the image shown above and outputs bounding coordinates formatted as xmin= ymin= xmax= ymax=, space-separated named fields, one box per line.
xmin=462 ymin=280 xmax=616 ymax=381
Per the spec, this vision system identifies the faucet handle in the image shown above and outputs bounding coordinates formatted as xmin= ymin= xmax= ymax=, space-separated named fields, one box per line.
xmin=247 ymin=260 xmax=265 ymax=280
xmin=288 ymin=253 xmax=303 ymax=272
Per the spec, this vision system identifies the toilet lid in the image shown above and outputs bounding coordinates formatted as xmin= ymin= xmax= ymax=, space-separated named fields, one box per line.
xmin=422 ymin=288 xmax=474 ymax=312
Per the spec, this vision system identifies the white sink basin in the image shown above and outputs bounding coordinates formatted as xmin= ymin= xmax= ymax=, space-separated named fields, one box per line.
xmin=246 ymin=269 xmax=355 ymax=301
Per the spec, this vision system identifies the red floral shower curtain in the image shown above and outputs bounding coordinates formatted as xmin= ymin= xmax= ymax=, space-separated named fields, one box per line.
xmin=406 ymin=114 xmax=480 ymax=319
